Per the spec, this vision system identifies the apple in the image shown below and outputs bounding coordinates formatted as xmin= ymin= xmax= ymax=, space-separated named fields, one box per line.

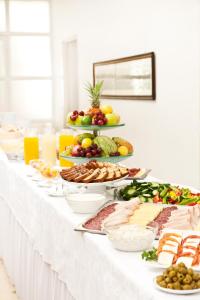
xmin=100 ymin=105 xmax=113 ymax=114
xmin=105 ymin=113 xmax=118 ymax=125
xmin=75 ymin=115 xmax=84 ymax=125
xmin=71 ymin=145 xmax=82 ymax=157
xmin=81 ymin=115 xmax=92 ymax=125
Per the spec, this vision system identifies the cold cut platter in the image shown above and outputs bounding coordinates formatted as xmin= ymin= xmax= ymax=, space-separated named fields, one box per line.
xmin=75 ymin=198 xmax=200 ymax=235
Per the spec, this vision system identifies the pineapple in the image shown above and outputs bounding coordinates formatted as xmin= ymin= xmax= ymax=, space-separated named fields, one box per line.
xmin=85 ymin=81 xmax=104 ymax=116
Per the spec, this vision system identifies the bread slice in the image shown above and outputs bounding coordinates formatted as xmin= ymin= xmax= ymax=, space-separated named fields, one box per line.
xmin=73 ymin=170 xmax=91 ymax=182
xmin=82 ymin=169 xmax=100 ymax=183
xmin=105 ymin=169 xmax=115 ymax=181
xmin=114 ymin=169 xmax=122 ymax=179
xmin=119 ymin=167 xmax=129 ymax=177
xmin=93 ymin=168 xmax=108 ymax=182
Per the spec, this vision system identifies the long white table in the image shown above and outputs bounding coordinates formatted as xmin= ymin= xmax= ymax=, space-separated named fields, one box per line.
xmin=0 ymin=152 xmax=199 ymax=300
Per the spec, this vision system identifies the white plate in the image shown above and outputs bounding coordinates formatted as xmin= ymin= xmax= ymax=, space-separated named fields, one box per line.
xmin=61 ymin=175 xmax=128 ymax=187
xmin=145 ymin=260 xmax=200 ymax=272
xmin=153 ymin=278 xmax=200 ymax=294
xmin=48 ymin=190 xmax=64 ymax=197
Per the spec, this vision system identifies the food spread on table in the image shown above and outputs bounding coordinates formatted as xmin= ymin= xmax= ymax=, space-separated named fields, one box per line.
xmin=118 ymin=180 xmax=200 ymax=205
xmin=60 ymin=160 xmax=129 ymax=183
xmin=2 ymin=82 xmax=200 ymax=296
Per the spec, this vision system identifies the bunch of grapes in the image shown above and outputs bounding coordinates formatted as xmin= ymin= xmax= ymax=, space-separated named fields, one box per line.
xmin=72 ymin=144 xmax=102 ymax=158
xmin=70 ymin=110 xmax=85 ymax=121
xmin=110 ymin=152 xmax=120 ymax=157
xmin=92 ymin=112 xmax=107 ymax=126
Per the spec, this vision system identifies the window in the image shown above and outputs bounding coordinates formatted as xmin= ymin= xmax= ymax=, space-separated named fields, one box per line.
xmin=0 ymin=0 xmax=52 ymax=121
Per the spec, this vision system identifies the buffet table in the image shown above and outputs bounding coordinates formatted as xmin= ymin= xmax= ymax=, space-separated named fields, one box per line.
xmin=0 ymin=152 xmax=199 ymax=300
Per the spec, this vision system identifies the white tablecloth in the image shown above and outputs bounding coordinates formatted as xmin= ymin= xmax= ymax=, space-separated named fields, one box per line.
xmin=0 ymin=152 xmax=199 ymax=300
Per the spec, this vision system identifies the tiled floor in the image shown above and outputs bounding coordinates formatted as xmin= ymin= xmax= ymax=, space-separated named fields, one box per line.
xmin=0 ymin=259 xmax=19 ymax=300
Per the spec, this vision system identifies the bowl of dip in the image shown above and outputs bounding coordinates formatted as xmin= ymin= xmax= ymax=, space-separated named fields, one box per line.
xmin=106 ymin=224 xmax=157 ymax=252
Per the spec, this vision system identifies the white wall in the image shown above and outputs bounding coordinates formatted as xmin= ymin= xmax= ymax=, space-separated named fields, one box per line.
xmin=51 ymin=0 xmax=200 ymax=187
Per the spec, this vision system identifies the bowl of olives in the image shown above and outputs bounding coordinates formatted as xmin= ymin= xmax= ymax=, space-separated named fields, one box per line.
xmin=154 ymin=263 xmax=200 ymax=294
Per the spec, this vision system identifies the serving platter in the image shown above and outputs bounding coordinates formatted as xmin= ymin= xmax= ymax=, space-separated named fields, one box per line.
xmin=153 ymin=279 xmax=200 ymax=294
xmin=60 ymin=154 xmax=133 ymax=164
xmin=125 ymin=168 xmax=151 ymax=180
xmin=61 ymin=174 xmax=129 ymax=187
xmin=67 ymin=123 xmax=125 ymax=131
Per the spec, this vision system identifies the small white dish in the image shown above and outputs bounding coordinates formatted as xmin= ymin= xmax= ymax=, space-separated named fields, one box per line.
xmin=153 ymin=278 xmax=200 ymax=294
xmin=37 ymin=180 xmax=52 ymax=188
xmin=31 ymin=175 xmax=43 ymax=182
xmin=48 ymin=187 xmax=64 ymax=197
xmin=66 ymin=193 xmax=106 ymax=214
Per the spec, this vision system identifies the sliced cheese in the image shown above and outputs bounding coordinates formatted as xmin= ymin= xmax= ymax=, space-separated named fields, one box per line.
xmin=158 ymin=252 xmax=174 ymax=266
xmin=128 ymin=204 xmax=162 ymax=226
xmin=176 ymin=257 xmax=193 ymax=268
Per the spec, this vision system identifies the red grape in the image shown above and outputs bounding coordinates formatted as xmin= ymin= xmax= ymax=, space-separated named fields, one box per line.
xmin=97 ymin=120 xmax=104 ymax=126
xmin=86 ymin=152 xmax=92 ymax=158
xmin=70 ymin=115 xmax=77 ymax=121
xmin=91 ymin=149 xmax=97 ymax=156
xmin=73 ymin=110 xmax=79 ymax=115
xmin=79 ymin=111 xmax=84 ymax=116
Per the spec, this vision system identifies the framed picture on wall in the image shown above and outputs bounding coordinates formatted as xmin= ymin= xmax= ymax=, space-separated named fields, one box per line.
xmin=93 ymin=52 xmax=156 ymax=100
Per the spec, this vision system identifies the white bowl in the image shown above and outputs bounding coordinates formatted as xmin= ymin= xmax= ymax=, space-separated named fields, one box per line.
xmin=106 ymin=224 xmax=156 ymax=252
xmin=66 ymin=193 xmax=106 ymax=214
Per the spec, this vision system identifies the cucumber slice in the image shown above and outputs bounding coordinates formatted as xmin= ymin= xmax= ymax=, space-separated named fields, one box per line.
xmin=127 ymin=188 xmax=136 ymax=196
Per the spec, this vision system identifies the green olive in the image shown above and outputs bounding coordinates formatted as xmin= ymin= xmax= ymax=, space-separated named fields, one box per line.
xmin=163 ymin=271 xmax=168 ymax=278
xmin=167 ymin=266 xmax=174 ymax=273
xmin=191 ymin=281 xmax=197 ymax=289
xmin=159 ymin=280 xmax=167 ymax=288
xmin=179 ymin=267 xmax=187 ymax=275
xmin=165 ymin=277 xmax=172 ymax=284
xmin=187 ymin=268 xmax=194 ymax=276
xmin=183 ymin=275 xmax=192 ymax=284
xmin=172 ymin=276 xmax=178 ymax=282
xmin=193 ymin=273 xmax=199 ymax=281
xmin=169 ymin=270 xmax=176 ymax=278
xmin=182 ymin=284 xmax=192 ymax=290
xmin=156 ymin=276 xmax=164 ymax=283
xmin=173 ymin=282 xmax=181 ymax=290
xmin=177 ymin=273 xmax=184 ymax=281
xmin=167 ymin=283 xmax=174 ymax=289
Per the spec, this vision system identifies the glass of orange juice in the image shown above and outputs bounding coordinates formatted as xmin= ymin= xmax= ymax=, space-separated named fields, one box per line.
xmin=24 ymin=129 xmax=39 ymax=165
xmin=59 ymin=129 xmax=75 ymax=167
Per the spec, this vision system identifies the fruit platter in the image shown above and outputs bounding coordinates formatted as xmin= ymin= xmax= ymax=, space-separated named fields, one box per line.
xmin=61 ymin=133 xmax=133 ymax=164
xmin=63 ymin=81 xmax=134 ymax=164
xmin=60 ymin=160 xmax=129 ymax=186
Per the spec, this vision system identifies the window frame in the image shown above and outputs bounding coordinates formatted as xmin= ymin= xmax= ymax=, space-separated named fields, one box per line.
xmin=0 ymin=0 xmax=54 ymax=122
